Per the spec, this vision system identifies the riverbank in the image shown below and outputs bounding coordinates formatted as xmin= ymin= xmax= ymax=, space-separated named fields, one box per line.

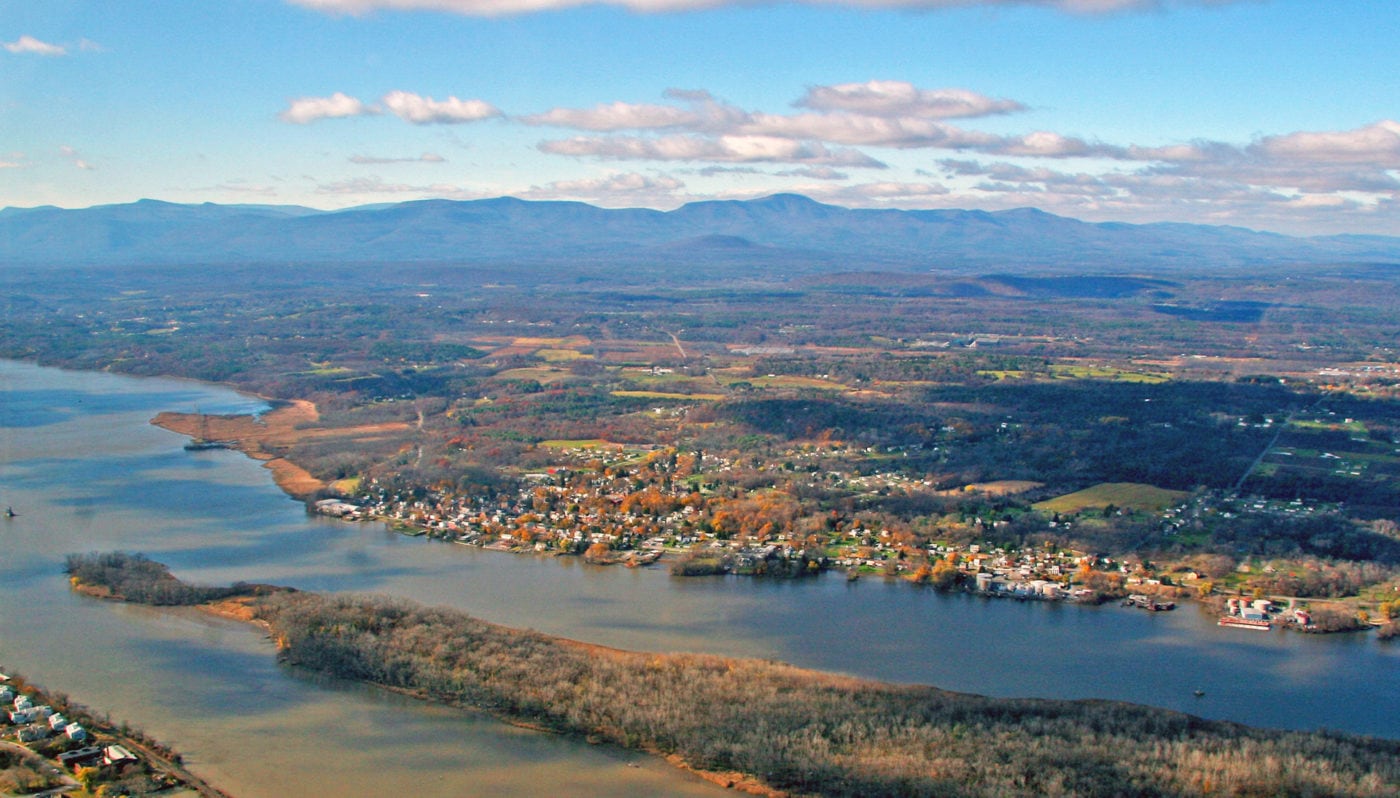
xmin=153 ymin=405 xmax=326 ymax=498
xmin=196 ymin=594 xmax=779 ymax=798
xmin=153 ymin=399 xmax=1393 ymax=635
xmin=0 ymin=667 xmax=230 ymax=798
xmin=65 ymin=553 xmax=1400 ymax=798
xmin=152 ymin=402 xmax=413 ymax=499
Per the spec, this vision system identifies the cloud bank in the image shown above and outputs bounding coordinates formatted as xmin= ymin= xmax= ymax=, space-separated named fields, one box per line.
xmin=282 ymin=78 xmax=1399 ymax=233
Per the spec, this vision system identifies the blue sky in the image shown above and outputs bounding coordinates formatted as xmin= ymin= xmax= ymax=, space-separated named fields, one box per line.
xmin=2 ymin=0 xmax=1398 ymax=234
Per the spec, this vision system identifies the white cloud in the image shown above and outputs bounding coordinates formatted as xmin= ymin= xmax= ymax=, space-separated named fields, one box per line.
xmin=280 ymin=91 xmax=499 ymax=125
xmin=315 ymin=175 xmax=481 ymax=197
xmin=349 ymin=152 xmax=448 ymax=164
xmin=518 ymin=171 xmax=687 ymax=204
xmin=527 ymin=86 xmax=1127 ymax=158
xmin=538 ymin=172 xmax=684 ymax=194
xmin=695 ymin=165 xmax=766 ymax=177
xmin=776 ymin=166 xmax=849 ymax=180
xmin=1253 ymin=120 xmax=1400 ymax=166
xmin=800 ymin=180 xmax=951 ymax=206
xmin=540 ymin=134 xmax=887 ymax=167
xmin=4 ymin=35 xmax=67 ymax=56
xmin=286 ymin=0 xmax=1248 ymax=18
xmin=270 ymin=77 xmax=1396 ymax=234
xmin=984 ymin=130 xmax=1120 ymax=158
xmin=522 ymin=102 xmax=702 ymax=131
xmin=795 ymin=81 xmax=1025 ymax=120
xmin=381 ymin=90 xmax=501 ymax=124
xmin=280 ymin=92 xmax=378 ymax=124
xmin=941 ymin=159 xmax=1118 ymax=196
xmin=59 ymin=145 xmax=93 ymax=170
xmin=740 ymin=112 xmax=1004 ymax=149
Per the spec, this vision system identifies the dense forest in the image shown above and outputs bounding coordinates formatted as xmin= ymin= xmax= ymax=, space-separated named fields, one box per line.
xmin=67 ymin=553 xmax=1400 ymax=798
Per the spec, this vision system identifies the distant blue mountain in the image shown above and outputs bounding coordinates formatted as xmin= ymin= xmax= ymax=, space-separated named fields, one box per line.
xmin=3 ymin=193 xmax=1398 ymax=272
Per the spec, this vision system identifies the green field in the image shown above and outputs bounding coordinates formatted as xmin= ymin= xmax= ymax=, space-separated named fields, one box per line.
xmin=1291 ymin=418 xmax=1368 ymax=434
xmin=536 ymin=348 xmax=591 ymax=362
xmin=978 ymin=365 xmax=1168 ymax=383
xmin=538 ymin=438 xmax=617 ymax=449
xmin=1033 ymin=482 xmax=1188 ymax=514
xmin=1050 ymin=364 xmax=1170 ymax=383
xmin=611 ymin=390 xmax=726 ymax=400
xmin=496 ymin=367 xmax=572 ymax=384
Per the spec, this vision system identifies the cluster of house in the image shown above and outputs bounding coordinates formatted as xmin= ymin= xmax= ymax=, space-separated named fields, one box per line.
xmin=322 ymin=440 xmax=967 ymax=556
xmin=321 ymin=458 xmax=717 ymax=553
xmin=2 ymin=683 xmax=86 ymax=745
xmin=2 ymin=676 xmax=140 ymax=774
xmin=959 ymin=545 xmax=1107 ymax=600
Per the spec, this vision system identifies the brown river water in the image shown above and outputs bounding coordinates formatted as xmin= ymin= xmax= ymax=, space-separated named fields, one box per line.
xmin=1 ymin=360 xmax=1396 ymax=797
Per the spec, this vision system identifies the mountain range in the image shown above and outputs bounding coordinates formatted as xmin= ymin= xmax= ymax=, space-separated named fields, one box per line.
xmin=4 ymin=194 xmax=1399 ymax=273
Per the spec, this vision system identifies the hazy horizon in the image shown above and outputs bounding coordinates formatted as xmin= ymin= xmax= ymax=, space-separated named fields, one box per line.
xmin=2 ymin=0 xmax=1397 ymax=236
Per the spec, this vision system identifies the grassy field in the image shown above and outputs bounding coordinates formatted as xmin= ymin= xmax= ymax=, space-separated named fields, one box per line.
xmin=978 ymin=365 xmax=1170 ymax=383
xmin=714 ymin=374 xmax=849 ymax=391
xmin=1291 ymin=418 xmax=1368 ymax=434
xmin=957 ymin=480 xmax=1044 ymax=495
xmin=538 ymin=438 xmax=619 ymax=449
xmin=611 ymin=390 xmax=726 ymax=401
xmin=1050 ymin=364 xmax=1171 ymax=383
xmin=495 ymin=366 xmax=572 ymax=384
xmin=1033 ymin=482 xmax=1188 ymax=514
xmin=978 ymin=369 xmax=1030 ymax=380
xmin=621 ymin=370 xmax=723 ymax=392
xmin=535 ymin=348 xmax=590 ymax=362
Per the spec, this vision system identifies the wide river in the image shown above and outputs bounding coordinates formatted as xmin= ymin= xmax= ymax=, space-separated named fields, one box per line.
xmin=1 ymin=360 xmax=1396 ymax=796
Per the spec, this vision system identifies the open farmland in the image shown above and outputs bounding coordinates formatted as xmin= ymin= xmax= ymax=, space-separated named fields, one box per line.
xmin=1034 ymin=482 xmax=1190 ymax=514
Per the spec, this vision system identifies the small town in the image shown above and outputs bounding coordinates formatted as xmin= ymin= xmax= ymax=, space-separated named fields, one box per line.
xmin=313 ymin=442 xmax=1386 ymax=634
xmin=0 ymin=670 xmax=216 ymax=797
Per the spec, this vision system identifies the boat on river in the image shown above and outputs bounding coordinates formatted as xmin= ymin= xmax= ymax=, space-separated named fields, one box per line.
xmin=1219 ymin=615 xmax=1272 ymax=631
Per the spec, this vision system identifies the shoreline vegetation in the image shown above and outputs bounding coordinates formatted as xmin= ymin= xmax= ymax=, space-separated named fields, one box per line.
xmin=0 ymin=661 xmax=231 ymax=798
xmin=67 ymin=552 xmax=1400 ymax=798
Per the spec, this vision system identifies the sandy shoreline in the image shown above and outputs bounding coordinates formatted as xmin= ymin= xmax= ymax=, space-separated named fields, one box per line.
xmin=151 ymin=402 xmax=409 ymax=499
